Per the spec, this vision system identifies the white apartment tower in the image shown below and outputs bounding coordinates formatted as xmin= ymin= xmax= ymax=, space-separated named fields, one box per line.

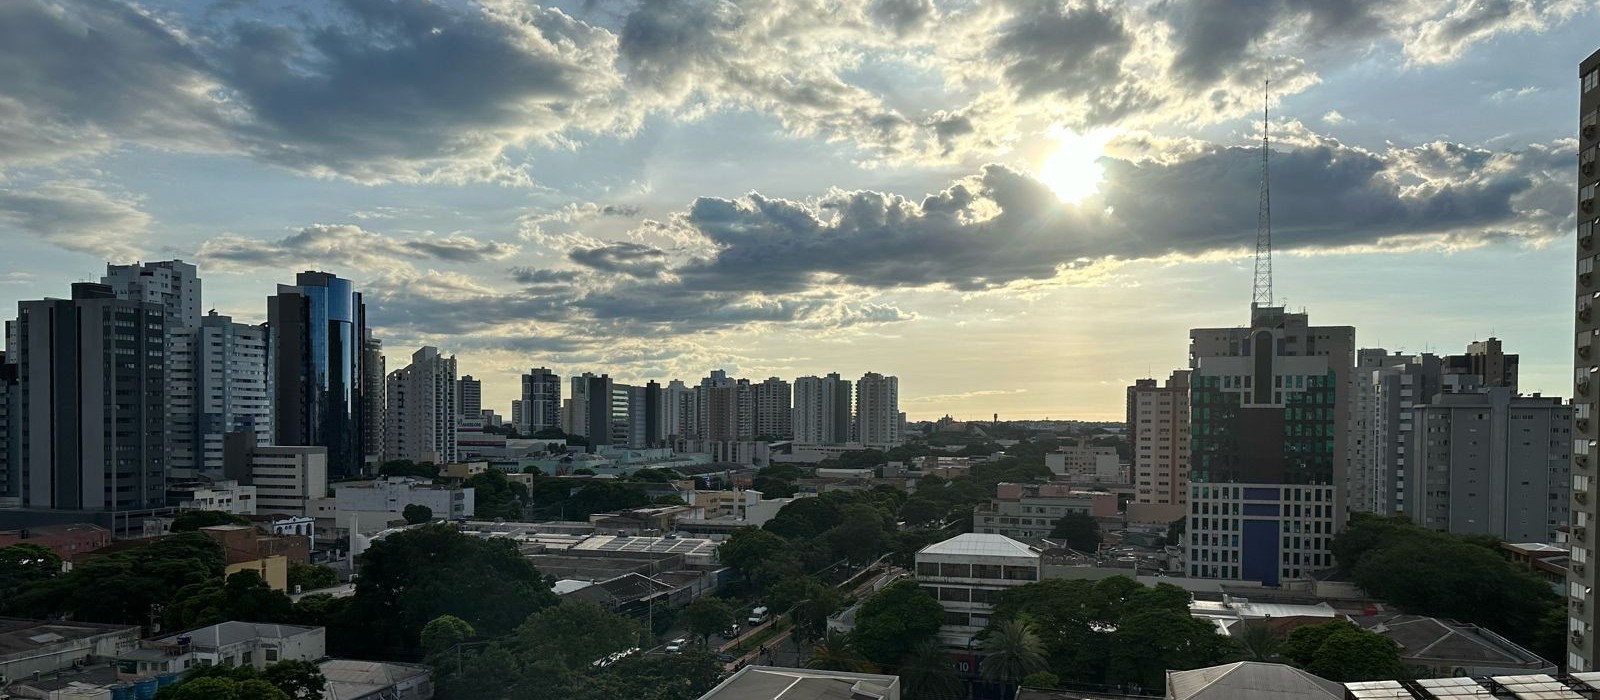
xmin=384 ymin=346 xmax=459 ymax=464
xmin=102 ymin=260 xmax=202 ymax=332
xmin=521 ymin=367 xmax=561 ymax=433
xmin=1572 ymin=47 xmax=1600 ymax=672
xmin=855 ymin=372 xmax=901 ymax=449
xmin=1128 ymin=371 xmax=1190 ymax=522
xmin=167 ymin=311 xmax=271 ymax=477
xmin=753 ymin=377 xmax=793 ymax=440
xmin=793 ymin=373 xmax=853 ymax=445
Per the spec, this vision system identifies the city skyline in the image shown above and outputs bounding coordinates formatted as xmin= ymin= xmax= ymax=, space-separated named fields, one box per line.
xmin=1 ymin=1 xmax=1596 ymax=420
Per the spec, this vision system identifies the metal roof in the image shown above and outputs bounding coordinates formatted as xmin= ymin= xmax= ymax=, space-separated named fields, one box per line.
xmin=917 ymin=533 xmax=1040 ymax=559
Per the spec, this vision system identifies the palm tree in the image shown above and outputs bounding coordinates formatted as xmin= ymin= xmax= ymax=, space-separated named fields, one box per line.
xmin=899 ymin=639 xmax=963 ymax=700
xmin=809 ymin=631 xmax=876 ymax=673
xmin=980 ymin=619 xmax=1048 ymax=695
xmin=1233 ymin=621 xmax=1284 ymax=662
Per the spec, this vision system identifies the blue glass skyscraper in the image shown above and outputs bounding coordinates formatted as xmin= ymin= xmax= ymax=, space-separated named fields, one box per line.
xmin=268 ymin=271 xmax=368 ymax=478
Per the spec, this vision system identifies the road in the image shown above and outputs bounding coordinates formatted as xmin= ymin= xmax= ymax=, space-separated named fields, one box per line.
xmin=718 ymin=561 xmax=904 ymax=671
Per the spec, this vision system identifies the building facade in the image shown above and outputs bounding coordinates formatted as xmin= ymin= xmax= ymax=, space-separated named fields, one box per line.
xmin=1045 ymin=440 xmax=1123 ymax=483
xmin=384 ymin=346 xmax=459 ymax=464
xmin=522 ymin=367 xmax=561 ymax=433
xmin=335 ymin=476 xmax=474 ymax=520
xmin=793 ymin=373 xmax=852 ymax=445
xmin=235 ymin=444 xmax=329 ymax=517
xmin=752 ymin=377 xmax=793 ymax=440
xmin=13 ymin=283 xmax=167 ymax=510
xmin=914 ymin=534 xmax=1040 ymax=646
xmin=102 ymin=260 xmax=201 ymax=333
xmin=971 ymin=483 xmax=1116 ymax=540
xmin=360 ymin=331 xmax=385 ymax=468
xmin=1129 ymin=370 xmax=1190 ymax=521
xmin=855 ymin=372 xmax=901 ymax=449
xmin=456 ymin=375 xmax=481 ymax=421
xmin=268 ymin=272 xmax=368 ymax=478
xmin=1574 ymin=47 xmax=1600 ymax=672
xmin=167 ymin=311 xmax=270 ymax=477
xmin=1185 ymin=305 xmax=1354 ymax=585
xmin=1407 ymin=389 xmax=1571 ymax=544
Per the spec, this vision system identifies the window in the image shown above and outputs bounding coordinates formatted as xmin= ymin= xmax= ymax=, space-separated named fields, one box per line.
xmin=916 ymin=562 xmax=938 ymax=577
xmin=265 ymin=648 xmax=279 ymax=662
xmin=1586 ymin=69 xmax=1600 ymax=93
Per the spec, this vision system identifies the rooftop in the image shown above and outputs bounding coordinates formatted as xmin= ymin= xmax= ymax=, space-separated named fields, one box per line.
xmin=1168 ymin=661 xmax=1344 ymax=700
xmin=696 ymin=665 xmax=900 ymax=700
xmin=155 ymin=621 xmax=319 ymax=649
xmin=918 ymin=533 xmax=1040 ymax=559
xmin=320 ymin=658 xmax=432 ymax=700
xmin=0 ymin=618 xmax=136 ymax=658
xmin=1353 ymin=613 xmax=1553 ymax=669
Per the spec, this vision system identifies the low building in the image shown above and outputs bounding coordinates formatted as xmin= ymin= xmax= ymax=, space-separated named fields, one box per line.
xmin=972 ymin=483 xmax=1118 ymax=540
xmin=232 ymin=443 xmax=329 ymax=517
xmin=334 ymin=477 xmax=474 ymax=521
xmin=0 ymin=523 xmax=112 ymax=563
xmin=697 ymin=666 xmax=900 ymax=700
xmin=914 ymin=533 xmax=1041 ymax=646
xmin=1166 ymin=661 xmax=1344 ymax=700
xmin=674 ymin=440 xmax=772 ymax=467
xmin=1503 ymin=542 xmax=1569 ymax=590
xmin=119 ymin=622 xmax=325 ymax=676
xmin=0 ymin=618 xmax=139 ymax=683
xmin=440 ymin=462 xmax=488 ymax=480
xmin=200 ymin=524 xmax=309 ymax=590
xmin=320 ymin=658 xmax=434 ymax=700
xmin=167 ymin=480 xmax=257 ymax=514
xmin=1187 ymin=596 xmax=1337 ymax=635
xmin=1352 ymin=613 xmax=1557 ymax=677
xmin=1046 ymin=440 xmax=1125 ymax=484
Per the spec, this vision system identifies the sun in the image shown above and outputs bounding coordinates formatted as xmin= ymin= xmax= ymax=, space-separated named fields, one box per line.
xmin=1038 ymin=126 xmax=1115 ymax=204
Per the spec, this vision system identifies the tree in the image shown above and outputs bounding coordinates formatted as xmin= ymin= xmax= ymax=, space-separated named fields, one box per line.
xmin=1105 ymin=608 xmax=1237 ymax=693
xmin=825 ymin=504 xmax=891 ymax=564
xmin=1048 ymin=513 xmax=1101 ymax=553
xmin=531 ymin=427 xmax=567 ymax=439
xmin=420 ymin=615 xmax=476 ymax=656
xmin=433 ymin=602 xmax=645 ymax=699
xmin=402 ymin=503 xmax=433 ymax=524
xmin=261 ymin=660 xmax=326 ymax=700
xmin=980 ymin=619 xmax=1048 ymax=687
xmin=338 ymin=524 xmax=558 ymax=659
xmin=287 ymin=563 xmax=337 ymax=592
xmin=6 ymin=533 xmax=223 ymax=624
xmin=164 ymin=569 xmax=294 ymax=630
xmin=770 ymin=576 xmax=842 ymax=647
xmin=171 ymin=510 xmax=249 ymax=531
xmin=467 ymin=470 xmax=526 ymax=520
xmin=1020 ymin=670 xmax=1060 ymax=690
xmin=1282 ymin=620 xmax=1406 ymax=682
xmin=1233 ymin=621 xmax=1284 ymax=662
xmin=653 ymin=495 xmax=688 ymax=506
xmin=379 ymin=460 xmax=440 ymax=480
xmin=685 ymin=598 xmax=736 ymax=643
xmin=0 ymin=543 xmax=62 ymax=599
xmin=717 ymin=527 xmax=788 ymax=583
xmin=899 ymin=639 xmax=962 ymax=700
xmin=851 ymin=579 xmax=943 ymax=667
xmin=898 ymin=497 xmax=947 ymax=527
xmin=809 ymin=631 xmax=876 ymax=673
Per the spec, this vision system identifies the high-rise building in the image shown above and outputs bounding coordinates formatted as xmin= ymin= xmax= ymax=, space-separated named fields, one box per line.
xmin=360 ymin=331 xmax=385 ymax=467
xmin=167 ymin=311 xmax=271 ymax=478
xmin=12 ymin=283 xmax=167 ymax=510
xmin=456 ymin=375 xmax=481 ymax=421
xmin=855 ymin=372 xmax=901 ymax=449
xmin=102 ymin=260 xmax=201 ymax=332
xmin=268 ymin=271 xmax=368 ymax=478
xmin=1128 ymin=371 xmax=1190 ymax=522
xmin=565 ymin=373 xmax=596 ymax=439
xmin=520 ymin=368 xmax=561 ymax=433
xmin=384 ymin=346 xmax=458 ymax=464
xmin=1447 ymin=337 xmax=1518 ymax=390
xmin=663 ymin=379 xmax=695 ymax=440
xmin=793 ymin=373 xmax=853 ymax=444
xmin=752 ymin=377 xmax=793 ymax=440
xmin=0 ymin=357 xmax=16 ymax=501
xmin=1407 ymin=388 xmax=1570 ymax=543
xmin=1569 ymin=46 xmax=1600 ymax=673
xmin=1185 ymin=305 xmax=1354 ymax=585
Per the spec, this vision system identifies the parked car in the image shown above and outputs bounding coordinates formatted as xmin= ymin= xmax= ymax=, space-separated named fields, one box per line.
xmin=715 ymin=652 xmax=735 ymax=663
xmin=720 ymin=624 xmax=740 ymax=639
xmin=665 ymin=638 xmax=688 ymax=654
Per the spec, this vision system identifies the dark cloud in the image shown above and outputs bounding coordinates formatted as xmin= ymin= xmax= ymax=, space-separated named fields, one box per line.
xmin=197 ymin=224 xmax=517 ymax=270
xmin=868 ymin=0 xmax=935 ymax=37
xmin=989 ymin=0 xmax=1150 ymax=123
xmin=1168 ymin=0 xmax=1384 ymax=85
xmin=0 ymin=181 xmax=149 ymax=260
xmin=403 ymin=235 xmax=518 ymax=262
xmin=568 ymin=242 xmax=670 ymax=277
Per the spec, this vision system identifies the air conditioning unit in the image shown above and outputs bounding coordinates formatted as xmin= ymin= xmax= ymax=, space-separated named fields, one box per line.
xmin=1575 ymin=630 xmax=1586 ymax=646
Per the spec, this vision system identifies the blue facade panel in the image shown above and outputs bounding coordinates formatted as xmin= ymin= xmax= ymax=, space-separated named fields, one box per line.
xmin=1242 ymin=503 xmax=1279 ymax=517
xmin=1242 ymin=519 xmax=1280 ymax=586
xmin=1243 ymin=487 xmax=1279 ymax=500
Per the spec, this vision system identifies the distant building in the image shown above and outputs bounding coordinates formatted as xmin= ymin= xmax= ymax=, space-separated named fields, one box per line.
xmin=1046 ymin=439 xmax=1123 ymax=483
xmin=226 ymin=440 xmax=328 ymax=518
xmin=101 ymin=259 xmax=201 ymax=332
xmin=0 ymin=618 xmax=139 ymax=683
xmin=1573 ymin=46 xmax=1600 ymax=672
xmin=269 ymin=272 xmax=369 ymax=479
xmin=914 ymin=533 xmax=1040 ymax=646
xmin=166 ymin=312 xmax=271 ymax=478
xmin=697 ymin=666 xmax=900 ymax=700
xmin=334 ymin=477 xmax=474 ymax=522
xmin=855 ymin=372 xmax=901 ymax=449
xmin=752 ymin=377 xmax=793 ymax=440
xmin=0 ymin=522 xmax=112 ymax=562
xmin=1352 ymin=613 xmax=1556 ymax=677
xmin=456 ymin=374 xmax=481 ymax=421
xmin=521 ymin=367 xmax=562 ymax=433
xmin=1127 ymin=371 xmax=1190 ymax=524
xmin=319 ymin=658 xmax=435 ymax=700
xmin=972 ymin=483 xmax=1117 ymax=540
xmin=167 ymin=480 xmax=256 ymax=514
xmin=120 ymin=622 xmax=325 ymax=675
xmin=1166 ymin=662 xmax=1344 ymax=700
xmin=793 ymin=373 xmax=853 ymax=445
xmin=385 ymin=346 xmax=459 ymax=464
xmin=361 ymin=331 xmax=386 ymax=468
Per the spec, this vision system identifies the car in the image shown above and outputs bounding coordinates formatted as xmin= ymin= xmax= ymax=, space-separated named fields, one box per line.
xmin=719 ymin=624 xmax=740 ymax=639
xmin=715 ymin=652 xmax=735 ymax=663
xmin=665 ymin=638 xmax=688 ymax=654
xmin=747 ymin=606 xmax=769 ymax=625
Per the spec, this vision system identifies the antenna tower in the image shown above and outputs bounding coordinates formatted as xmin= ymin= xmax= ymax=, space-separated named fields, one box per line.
xmin=1252 ymin=80 xmax=1273 ymax=308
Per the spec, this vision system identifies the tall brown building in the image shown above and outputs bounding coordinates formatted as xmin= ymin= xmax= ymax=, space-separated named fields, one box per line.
xmin=1568 ymin=46 xmax=1600 ymax=673
xmin=1127 ymin=370 xmax=1190 ymax=524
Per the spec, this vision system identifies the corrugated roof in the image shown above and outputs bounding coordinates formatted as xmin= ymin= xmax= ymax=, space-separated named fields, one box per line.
xmin=917 ymin=533 xmax=1040 ymax=558
xmin=1167 ymin=661 xmax=1345 ymax=700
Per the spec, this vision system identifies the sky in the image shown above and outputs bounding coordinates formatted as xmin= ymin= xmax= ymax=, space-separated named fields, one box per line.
xmin=0 ymin=0 xmax=1594 ymax=421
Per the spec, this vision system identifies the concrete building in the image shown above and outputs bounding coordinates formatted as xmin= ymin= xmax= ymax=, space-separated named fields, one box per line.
xmin=855 ymin=372 xmax=901 ymax=449
xmin=168 ymin=480 xmax=256 ymax=514
xmin=384 ymin=346 xmax=459 ymax=465
xmin=0 ymin=618 xmax=139 ymax=683
xmin=102 ymin=260 xmax=201 ymax=332
xmin=166 ymin=311 xmax=271 ymax=478
xmin=697 ymin=666 xmax=900 ymax=700
xmin=361 ymin=331 xmax=385 ymax=469
xmin=914 ymin=533 xmax=1040 ymax=646
xmin=1352 ymin=613 xmax=1556 ymax=677
xmin=662 ymin=379 xmax=695 ymax=441
xmin=972 ymin=483 xmax=1118 ymax=540
xmin=1046 ymin=440 xmax=1123 ymax=483
xmin=1186 ymin=305 xmax=1354 ymax=585
xmin=793 ymin=373 xmax=853 ymax=445
xmin=456 ymin=374 xmax=481 ymax=421
xmin=752 ymin=377 xmax=792 ymax=440
xmin=224 ymin=438 xmax=328 ymax=517
xmin=319 ymin=658 xmax=435 ymax=700
xmin=521 ymin=367 xmax=561 ymax=433
xmin=334 ymin=477 xmax=474 ymax=521
xmin=1349 ymin=350 xmax=1442 ymax=516
xmin=122 ymin=622 xmax=325 ymax=675
xmin=1128 ymin=371 xmax=1190 ymax=524
xmin=0 ymin=523 xmax=111 ymax=562
xmin=269 ymin=272 xmax=369 ymax=479
xmin=696 ymin=371 xmax=753 ymax=443
xmin=12 ymin=283 xmax=167 ymax=511
xmin=1407 ymin=388 xmax=1571 ymax=543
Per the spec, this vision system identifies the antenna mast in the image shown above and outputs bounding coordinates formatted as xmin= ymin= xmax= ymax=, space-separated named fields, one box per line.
xmin=1252 ymin=79 xmax=1273 ymax=308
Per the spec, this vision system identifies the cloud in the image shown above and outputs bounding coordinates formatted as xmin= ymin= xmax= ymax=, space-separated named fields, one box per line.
xmin=1406 ymin=0 xmax=1583 ymax=64
xmin=568 ymin=242 xmax=670 ymax=277
xmin=0 ymin=181 xmax=149 ymax=260
xmin=196 ymin=224 xmax=517 ymax=271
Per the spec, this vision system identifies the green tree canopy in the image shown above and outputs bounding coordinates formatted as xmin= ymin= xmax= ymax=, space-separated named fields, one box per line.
xmin=261 ymin=660 xmax=326 ymax=700
xmin=717 ymin=527 xmax=788 ymax=582
xmin=5 ymin=533 xmax=224 ymax=624
xmin=851 ymin=579 xmax=943 ymax=667
xmin=287 ymin=563 xmax=337 ymax=592
xmin=1049 ymin=512 xmax=1101 ymax=553
xmin=1282 ymin=620 xmax=1406 ymax=682
xmin=402 ymin=503 xmax=433 ymax=524
xmin=467 ymin=470 xmax=527 ymax=520
xmin=685 ymin=598 xmax=737 ymax=643
xmin=379 ymin=460 xmax=440 ymax=480
xmin=981 ymin=618 xmax=1048 ymax=685
xmin=0 ymin=543 xmax=62 ymax=599
xmin=420 ymin=615 xmax=476 ymax=657
xmin=171 ymin=510 xmax=250 ymax=532
xmin=164 ymin=569 xmax=294 ymax=630
xmin=900 ymin=639 xmax=962 ymax=700
xmin=809 ymin=631 xmax=876 ymax=673
xmin=434 ymin=602 xmax=647 ymax=699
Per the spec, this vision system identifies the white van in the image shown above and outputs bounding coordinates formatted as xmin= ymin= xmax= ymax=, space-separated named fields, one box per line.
xmin=747 ymin=606 xmax=769 ymax=625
